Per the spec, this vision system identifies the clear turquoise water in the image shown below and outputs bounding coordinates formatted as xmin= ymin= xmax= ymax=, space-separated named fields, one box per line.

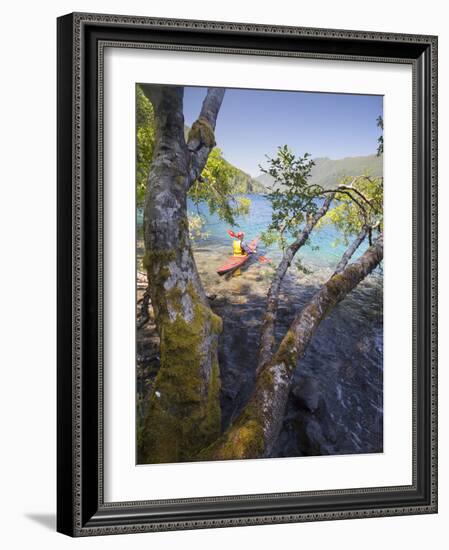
xmin=194 ymin=194 xmax=369 ymax=269
xmin=137 ymin=194 xmax=368 ymax=270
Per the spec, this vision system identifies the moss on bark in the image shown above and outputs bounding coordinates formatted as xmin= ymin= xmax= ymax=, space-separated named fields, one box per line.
xmin=199 ymin=414 xmax=265 ymax=461
xmin=187 ymin=116 xmax=216 ymax=149
xmin=141 ymin=292 xmax=223 ymax=464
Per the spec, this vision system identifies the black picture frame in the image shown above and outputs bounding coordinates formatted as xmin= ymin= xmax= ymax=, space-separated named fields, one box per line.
xmin=57 ymin=12 xmax=438 ymax=536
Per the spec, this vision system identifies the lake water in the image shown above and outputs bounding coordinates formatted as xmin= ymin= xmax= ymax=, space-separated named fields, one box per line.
xmin=191 ymin=193 xmax=370 ymax=268
xmin=138 ymin=194 xmax=369 ymax=268
xmin=137 ymin=194 xmax=383 ymax=458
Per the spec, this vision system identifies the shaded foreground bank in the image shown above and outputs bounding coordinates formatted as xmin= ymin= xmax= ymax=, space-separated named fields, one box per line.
xmin=137 ymin=242 xmax=383 ymax=463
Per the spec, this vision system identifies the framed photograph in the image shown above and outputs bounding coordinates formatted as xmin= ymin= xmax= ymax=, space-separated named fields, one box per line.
xmin=57 ymin=12 xmax=438 ymax=536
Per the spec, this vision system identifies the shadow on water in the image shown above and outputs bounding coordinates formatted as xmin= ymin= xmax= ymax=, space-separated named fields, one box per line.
xmin=137 ymin=245 xmax=383 ymax=459
xmin=208 ymin=266 xmax=383 ymax=458
xmin=273 ymin=277 xmax=383 ymax=457
xmin=211 ymin=287 xmax=267 ymax=427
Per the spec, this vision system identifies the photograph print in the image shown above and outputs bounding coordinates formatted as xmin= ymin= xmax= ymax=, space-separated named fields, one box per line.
xmin=135 ymin=84 xmax=384 ymax=465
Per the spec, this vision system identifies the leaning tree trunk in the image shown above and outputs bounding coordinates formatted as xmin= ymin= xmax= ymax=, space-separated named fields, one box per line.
xmin=258 ymin=194 xmax=335 ymax=371
xmin=202 ymin=234 xmax=383 ymax=460
xmin=140 ymin=85 xmax=225 ymax=463
xmin=333 ymin=225 xmax=369 ymax=275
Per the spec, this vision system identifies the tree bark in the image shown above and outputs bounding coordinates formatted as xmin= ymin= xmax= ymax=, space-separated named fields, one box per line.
xmin=258 ymin=194 xmax=335 ymax=370
xmin=333 ymin=225 xmax=369 ymax=275
xmin=202 ymin=234 xmax=383 ymax=460
xmin=187 ymin=88 xmax=225 ymax=185
xmin=140 ymin=86 xmax=225 ymax=463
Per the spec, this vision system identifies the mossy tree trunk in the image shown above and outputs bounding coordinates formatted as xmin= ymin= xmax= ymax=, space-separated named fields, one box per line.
xmin=202 ymin=234 xmax=383 ymax=460
xmin=140 ymin=85 xmax=225 ymax=463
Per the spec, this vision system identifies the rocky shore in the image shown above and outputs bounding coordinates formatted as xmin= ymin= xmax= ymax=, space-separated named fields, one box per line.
xmin=137 ymin=243 xmax=383 ymax=461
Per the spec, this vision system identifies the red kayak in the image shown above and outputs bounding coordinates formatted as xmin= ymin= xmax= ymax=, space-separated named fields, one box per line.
xmin=216 ymin=237 xmax=259 ymax=275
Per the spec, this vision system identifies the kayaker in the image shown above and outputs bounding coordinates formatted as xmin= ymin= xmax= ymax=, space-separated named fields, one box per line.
xmin=232 ymin=232 xmax=245 ymax=256
xmin=227 ymin=229 xmax=254 ymax=257
xmin=238 ymin=232 xmax=253 ymax=255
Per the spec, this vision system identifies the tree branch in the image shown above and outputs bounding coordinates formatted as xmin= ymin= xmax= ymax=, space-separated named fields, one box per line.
xmin=333 ymin=225 xmax=369 ymax=275
xmin=319 ymin=188 xmax=368 ymax=219
xmin=187 ymin=88 xmax=226 ymax=187
xmin=257 ymin=193 xmax=335 ymax=371
xmin=338 ymin=185 xmax=373 ymax=206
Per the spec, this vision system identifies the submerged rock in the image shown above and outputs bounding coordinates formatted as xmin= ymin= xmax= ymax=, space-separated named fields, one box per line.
xmin=304 ymin=418 xmax=331 ymax=454
xmin=291 ymin=376 xmax=321 ymax=412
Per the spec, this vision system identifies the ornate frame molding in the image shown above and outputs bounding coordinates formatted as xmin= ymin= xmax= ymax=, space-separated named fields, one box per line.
xmin=57 ymin=12 xmax=437 ymax=537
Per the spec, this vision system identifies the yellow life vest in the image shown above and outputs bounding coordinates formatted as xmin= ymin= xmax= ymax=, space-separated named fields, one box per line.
xmin=233 ymin=239 xmax=244 ymax=256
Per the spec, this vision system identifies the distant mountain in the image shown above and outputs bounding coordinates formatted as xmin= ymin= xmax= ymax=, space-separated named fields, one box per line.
xmin=221 ymin=157 xmax=267 ymax=194
xmin=255 ymin=172 xmax=275 ymax=189
xmin=255 ymin=154 xmax=383 ymax=191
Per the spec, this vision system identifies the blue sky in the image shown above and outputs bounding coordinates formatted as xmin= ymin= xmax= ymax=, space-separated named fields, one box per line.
xmin=183 ymin=86 xmax=383 ymax=177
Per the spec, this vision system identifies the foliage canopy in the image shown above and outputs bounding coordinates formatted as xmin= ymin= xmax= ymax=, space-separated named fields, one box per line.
xmin=260 ymin=145 xmax=383 ymax=250
xmin=321 ymin=174 xmax=383 ymax=243
xmin=136 ymin=85 xmax=251 ymax=230
xmin=259 ymin=145 xmax=323 ymax=249
xmin=136 ymin=86 xmax=156 ymax=205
